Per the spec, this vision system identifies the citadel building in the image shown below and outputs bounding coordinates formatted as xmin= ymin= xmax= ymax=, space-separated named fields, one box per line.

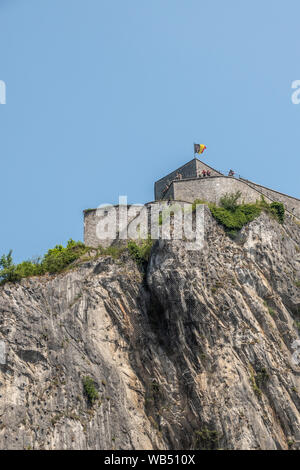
xmin=84 ymin=157 xmax=300 ymax=247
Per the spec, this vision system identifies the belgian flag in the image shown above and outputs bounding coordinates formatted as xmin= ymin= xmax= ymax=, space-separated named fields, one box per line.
xmin=194 ymin=144 xmax=207 ymax=155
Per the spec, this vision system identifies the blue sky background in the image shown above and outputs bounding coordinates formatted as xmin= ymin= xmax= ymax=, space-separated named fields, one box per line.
xmin=1 ymin=0 xmax=300 ymax=262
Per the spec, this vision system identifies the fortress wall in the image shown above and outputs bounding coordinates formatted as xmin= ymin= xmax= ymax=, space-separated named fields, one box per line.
xmin=173 ymin=176 xmax=300 ymax=218
xmin=84 ymin=177 xmax=300 ymax=249
xmin=84 ymin=209 xmax=107 ymax=248
xmin=195 ymin=160 xmax=222 ymax=178
xmin=173 ymin=176 xmax=266 ymax=204
xmin=84 ymin=201 xmax=195 ymax=248
xmin=155 ymin=159 xmax=196 ymax=200
xmin=239 ymin=179 xmax=300 ymax=218
xmin=125 ymin=200 xmax=195 ymax=242
xmin=162 ymin=183 xmax=174 ymax=200
xmin=155 ymin=159 xmax=222 ymax=200
xmin=84 ymin=206 xmax=144 ymax=248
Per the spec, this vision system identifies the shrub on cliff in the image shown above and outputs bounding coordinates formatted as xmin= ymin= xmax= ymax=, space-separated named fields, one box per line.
xmin=270 ymin=202 xmax=285 ymax=224
xmin=15 ymin=260 xmax=43 ymax=278
xmin=204 ymin=192 xmax=285 ymax=235
xmin=0 ymin=253 xmax=44 ymax=284
xmin=83 ymin=376 xmax=99 ymax=404
xmin=258 ymin=197 xmax=285 ymax=224
xmin=219 ymin=191 xmax=243 ymax=211
xmin=41 ymin=239 xmax=87 ymax=274
xmin=0 ymin=239 xmax=88 ymax=285
xmin=127 ymin=238 xmax=153 ymax=269
xmin=0 ymin=251 xmax=22 ymax=284
xmin=191 ymin=192 xmax=259 ymax=231
xmin=209 ymin=202 xmax=261 ymax=232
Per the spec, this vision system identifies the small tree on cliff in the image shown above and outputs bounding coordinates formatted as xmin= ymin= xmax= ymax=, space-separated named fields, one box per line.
xmin=0 ymin=251 xmax=20 ymax=284
xmin=219 ymin=191 xmax=242 ymax=211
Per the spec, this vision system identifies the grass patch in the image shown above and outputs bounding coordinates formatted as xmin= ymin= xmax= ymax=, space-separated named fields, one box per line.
xmin=255 ymin=368 xmax=269 ymax=387
xmin=294 ymin=320 xmax=300 ymax=333
xmin=250 ymin=369 xmax=262 ymax=397
xmin=264 ymin=301 xmax=277 ymax=317
xmin=249 ymin=366 xmax=269 ymax=397
xmin=96 ymin=245 xmax=127 ymax=259
xmin=192 ymin=199 xmax=208 ymax=212
xmin=268 ymin=307 xmax=276 ymax=317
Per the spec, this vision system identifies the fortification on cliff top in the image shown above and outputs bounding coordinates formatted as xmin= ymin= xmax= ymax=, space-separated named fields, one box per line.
xmin=84 ymin=157 xmax=300 ymax=247
xmin=154 ymin=157 xmax=300 ymax=215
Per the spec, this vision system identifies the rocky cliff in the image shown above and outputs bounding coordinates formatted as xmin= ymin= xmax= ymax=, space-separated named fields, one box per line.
xmin=1 ymin=208 xmax=300 ymax=450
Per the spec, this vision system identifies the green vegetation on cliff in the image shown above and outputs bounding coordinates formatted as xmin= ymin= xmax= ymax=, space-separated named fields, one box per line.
xmin=83 ymin=376 xmax=99 ymax=404
xmin=128 ymin=238 xmax=153 ymax=268
xmin=0 ymin=239 xmax=88 ymax=285
xmin=193 ymin=192 xmax=285 ymax=237
xmin=0 ymin=238 xmax=154 ymax=286
xmin=0 ymin=194 xmax=285 ymax=285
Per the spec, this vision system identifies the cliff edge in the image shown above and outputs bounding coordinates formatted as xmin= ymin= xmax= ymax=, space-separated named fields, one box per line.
xmin=1 ymin=208 xmax=300 ymax=450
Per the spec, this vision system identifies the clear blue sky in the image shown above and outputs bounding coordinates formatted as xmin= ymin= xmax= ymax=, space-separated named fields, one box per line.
xmin=1 ymin=0 xmax=300 ymax=262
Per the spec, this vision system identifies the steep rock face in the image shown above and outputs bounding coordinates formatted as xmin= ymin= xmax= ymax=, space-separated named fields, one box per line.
xmin=1 ymin=208 xmax=300 ymax=450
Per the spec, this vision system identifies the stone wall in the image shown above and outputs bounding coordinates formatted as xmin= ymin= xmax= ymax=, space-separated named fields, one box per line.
xmin=84 ymin=176 xmax=300 ymax=249
xmin=84 ymin=201 xmax=195 ymax=248
xmin=195 ymin=159 xmax=222 ymax=178
xmin=155 ymin=159 xmax=197 ymax=201
xmin=155 ymin=158 xmax=221 ymax=200
xmin=239 ymin=178 xmax=300 ymax=218
xmin=172 ymin=176 xmax=300 ymax=218
xmin=84 ymin=206 xmax=144 ymax=248
xmin=162 ymin=184 xmax=174 ymax=200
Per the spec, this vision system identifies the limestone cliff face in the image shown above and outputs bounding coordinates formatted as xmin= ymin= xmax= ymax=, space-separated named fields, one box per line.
xmin=1 ymin=208 xmax=300 ymax=450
